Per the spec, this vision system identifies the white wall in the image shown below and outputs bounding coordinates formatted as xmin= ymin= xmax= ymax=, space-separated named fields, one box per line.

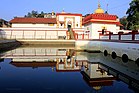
xmin=100 ymin=42 xmax=139 ymax=61
xmin=84 ymin=23 xmax=120 ymax=39
xmin=58 ymin=15 xmax=81 ymax=28
xmin=75 ymin=16 xmax=81 ymax=28
xmin=84 ymin=23 xmax=93 ymax=39
xmin=12 ymin=31 xmax=23 ymax=39
xmin=75 ymin=40 xmax=139 ymax=61
xmin=1 ymin=28 xmax=68 ymax=40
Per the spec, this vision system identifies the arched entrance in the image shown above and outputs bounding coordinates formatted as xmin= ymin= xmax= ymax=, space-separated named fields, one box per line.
xmin=67 ymin=20 xmax=75 ymax=39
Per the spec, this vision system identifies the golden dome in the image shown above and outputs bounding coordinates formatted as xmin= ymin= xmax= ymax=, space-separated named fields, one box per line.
xmin=95 ymin=8 xmax=104 ymax=13
xmin=94 ymin=3 xmax=104 ymax=13
xmin=93 ymin=86 xmax=102 ymax=90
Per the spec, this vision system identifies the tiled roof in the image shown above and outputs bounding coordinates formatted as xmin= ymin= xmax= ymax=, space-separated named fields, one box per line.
xmin=10 ymin=17 xmax=57 ymax=24
xmin=83 ymin=13 xmax=121 ymax=25
xmin=83 ymin=13 xmax=117 ymax=22
xmin=83 ymin=20 xmax=122 ymax=26
xmin=92 ymin=13 xmax=117 ymax=20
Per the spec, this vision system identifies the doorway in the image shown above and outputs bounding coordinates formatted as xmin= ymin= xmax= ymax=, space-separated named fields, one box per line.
xmin=68 ymin=24 xmax=71 ymax=31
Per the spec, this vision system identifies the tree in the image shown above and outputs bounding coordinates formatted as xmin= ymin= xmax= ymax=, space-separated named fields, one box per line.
xmin=37 ymin=11 xmax=45 ymax=18
xmin=31 ymin=10 xmax=38 ymax=17
xmin=120 ymin=16 xmax=128 ymax=30
xmin=24 ymin=10 xmax=56 ymax=18
xmin=126 ymin=0 xmax=139 ymax=30
xmin=24 ymin=10 xmax=39 ymax=18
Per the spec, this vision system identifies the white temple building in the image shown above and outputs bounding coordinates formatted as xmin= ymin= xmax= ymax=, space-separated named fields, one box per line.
xmin=0 ymin=3 xmax=122 ymax=40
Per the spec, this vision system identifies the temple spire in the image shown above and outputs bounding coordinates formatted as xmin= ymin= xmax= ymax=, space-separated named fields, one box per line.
xmin=106 ymin=4 xmax=109 ymax=13
xmin=94 ymin=0 xmax=104 ymax=13
xmin=62 ymin=8 xmax=65 ymax=13
xmin=98 ymin=0 xmax=101 ymax=8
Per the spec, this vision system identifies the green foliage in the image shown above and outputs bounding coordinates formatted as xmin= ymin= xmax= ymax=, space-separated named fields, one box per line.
xmin=24 ymin=10 xmax=45 ymax=18
xmin=126 ymin=0 xmax=139 ymax=30
xmin=37 ymin=11 xmax=45 ymax=18
xmin=120 ymin=16 xmax=128 ymax=30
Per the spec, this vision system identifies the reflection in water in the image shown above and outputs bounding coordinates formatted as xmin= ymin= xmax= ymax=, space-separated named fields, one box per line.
xmin=0 ymin=46 xmax=138 ymax=93
xmin=76 ymin=52 xmax=139 ymax=92
xmin=78 ymin=52 xmax=139 ymax=92
xmin=81 ymin=62 xmax=116 ymax=91
xmin=3 ymin=46 xmax=79 ymax=72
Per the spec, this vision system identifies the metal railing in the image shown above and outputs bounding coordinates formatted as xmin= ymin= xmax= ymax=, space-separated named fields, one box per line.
xmin=99 ymin=31 xmax=139 ymax=41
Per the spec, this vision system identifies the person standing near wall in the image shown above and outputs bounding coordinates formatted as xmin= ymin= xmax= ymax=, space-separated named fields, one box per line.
xmin=102 ymin=27 xmax=106 ymax=34
xmin=102 ymin=29 xmax=105 ymax=34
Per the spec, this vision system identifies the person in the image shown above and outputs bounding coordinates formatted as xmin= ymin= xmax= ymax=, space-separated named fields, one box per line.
xmin=102 ymin=29 xmax=105 ymax=34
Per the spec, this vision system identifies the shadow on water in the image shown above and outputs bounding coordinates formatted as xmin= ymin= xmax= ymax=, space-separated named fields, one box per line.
xmin=0 ymin=29 xmax=21 ymax=53
xmin=0 ymin=40 xmax=21 ymax=53
xmin=0 ymin=45 xmax=138 ymax=93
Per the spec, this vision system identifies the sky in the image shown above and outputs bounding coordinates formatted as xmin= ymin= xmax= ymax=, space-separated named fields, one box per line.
xmin=0 ymin=0 xmax=132 ymax=21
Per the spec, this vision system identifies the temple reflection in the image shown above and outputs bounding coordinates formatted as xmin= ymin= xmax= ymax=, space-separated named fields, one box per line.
xmin=1 ymin=46 xmax=139 ymax=91
xmin=4 ymin=47 xmax=75 ymax=70
xmin=81 ymin=62 xmax=116 ymax=91
xmin=56 ymin=49 xmax=80 ymax=72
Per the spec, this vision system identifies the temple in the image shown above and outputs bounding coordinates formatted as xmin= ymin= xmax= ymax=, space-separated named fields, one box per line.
xmin=2 ymin=2 xmax=122 ymax=40
xmin=83 ymin=3 xmax=122 ymax=39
